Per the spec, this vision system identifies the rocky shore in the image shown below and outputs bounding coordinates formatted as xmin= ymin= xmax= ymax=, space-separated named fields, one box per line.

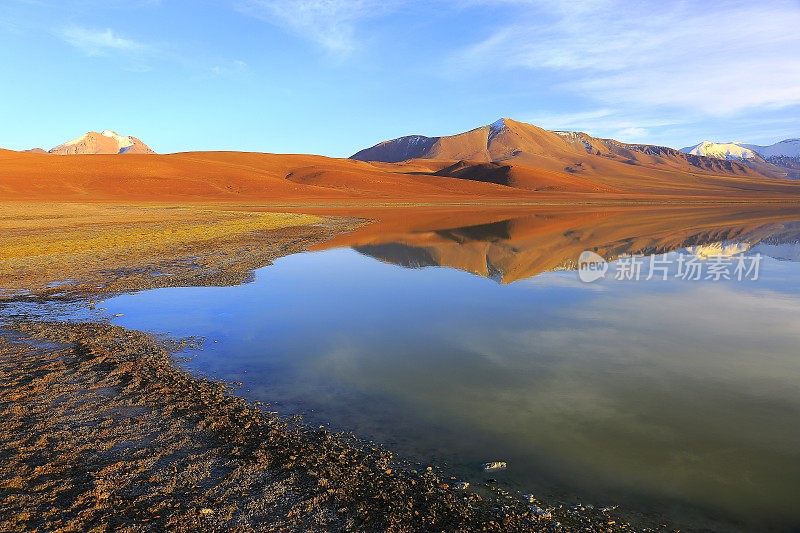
xmin=0 ymin=320 xmax=640 ymax=532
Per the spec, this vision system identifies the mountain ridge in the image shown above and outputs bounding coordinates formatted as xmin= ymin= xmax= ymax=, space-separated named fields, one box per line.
xmin=351 ymin=118 xmax=778 ymax=180
xmin=3 ymin=118 xmax=800 ymax=202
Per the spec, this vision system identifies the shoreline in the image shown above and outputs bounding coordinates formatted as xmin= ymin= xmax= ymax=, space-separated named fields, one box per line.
xmin=1 ymin=320 xmax=549 ymax=531
xmin=0 ymin=210 xmax=644 ymax=531
xmin=6 ymin=203 xmax=800 ymax=530
xmin=0 ymin=318 xmax=634 ymax=532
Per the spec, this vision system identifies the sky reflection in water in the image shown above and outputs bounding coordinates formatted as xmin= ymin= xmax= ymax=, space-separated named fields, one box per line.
xmin=99 ymin=212 xmax=800 ymax=531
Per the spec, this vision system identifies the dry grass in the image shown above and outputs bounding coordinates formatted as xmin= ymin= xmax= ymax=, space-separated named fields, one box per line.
xmin=0 ymin=203 xmax=334 ymax=295
xmin=1 ymin=206 xmax=320 ymax=258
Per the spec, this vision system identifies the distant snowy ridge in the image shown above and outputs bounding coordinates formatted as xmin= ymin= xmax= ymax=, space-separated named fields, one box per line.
xmin=742 ymin=139 xmax=800 ymax=159
xmin=680 ymin=138 xmax=800 ymax=179
xmin=681 ymin=138 xmax=800 ymax=161
xmin=680 ymin=141 xmax=758 ymax=161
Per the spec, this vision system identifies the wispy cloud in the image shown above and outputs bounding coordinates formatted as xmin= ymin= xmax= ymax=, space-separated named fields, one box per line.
xmin=57 ymin=23 xmax=250 ymax=79
xmin=526 ymin=108 xmax=615 ymax=129
xmin=453 ymin=0 xmax=800 ymax=116
xmin=209 ymin=59 xmax=249 ymax=77
xmin=60 ymin=26 xmax=149 ymax=57
xmin=520 ymin=108 xmax=680 ymax=142
xmin=237 ymin=0 xmax=400 ymax=56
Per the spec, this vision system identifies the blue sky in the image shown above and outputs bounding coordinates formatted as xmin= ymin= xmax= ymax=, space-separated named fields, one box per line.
xmin=1 ymin=0 xmax=799 ymax=156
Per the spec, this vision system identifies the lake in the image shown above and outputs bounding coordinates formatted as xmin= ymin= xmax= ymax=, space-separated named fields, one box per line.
xmin=17 ymin=207 xmax=800 ymax=531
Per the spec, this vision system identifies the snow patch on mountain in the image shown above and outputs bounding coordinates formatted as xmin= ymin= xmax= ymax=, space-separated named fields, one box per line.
xmin=686 ymin=241 xmax=753 ymax=258
xmin=101 ymin=130 xmax=134 ymax=150
xmin=405 ymin=135 xmax=431 ymax=146
xmin=681 ymin=141 xmax=758 ymax=161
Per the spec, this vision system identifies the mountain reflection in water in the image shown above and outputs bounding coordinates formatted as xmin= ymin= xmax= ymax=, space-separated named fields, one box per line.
xmin=316 ymin=206 xmax=800 ymax=282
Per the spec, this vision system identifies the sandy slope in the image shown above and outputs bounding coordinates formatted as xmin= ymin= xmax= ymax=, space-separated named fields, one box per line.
xmin=0 ymin=149 xmax=524 ymax=202
xmin=1 ymin=147 xmax=799 ymax=203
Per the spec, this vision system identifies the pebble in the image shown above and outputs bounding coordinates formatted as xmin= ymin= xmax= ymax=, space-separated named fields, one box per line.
xmin=529 ymin=505 xmax=552 ymax=520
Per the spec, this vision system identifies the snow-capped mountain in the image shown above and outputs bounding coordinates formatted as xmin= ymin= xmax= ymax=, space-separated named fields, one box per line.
xmin=742 ymin=139 xmax=800 ymax=159
xmin=680 ymin=141 xmax=759 ymax=161
xmin=49 ymin=130 xmax=154 ymax=155
xmin=681 ymin=138 xmax=800 ymax=179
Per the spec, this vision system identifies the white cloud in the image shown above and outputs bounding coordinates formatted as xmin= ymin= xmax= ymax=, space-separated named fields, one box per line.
xmin=238 ymin=0 xmax=400 ymax=56
xmin=614 ymin=126 xmax=648 ymax=142
xmin=520 ymin=107 xmax=678 ymax=142
xmin=61 ymin=26 xmax=148 ymax=57
xmin=453 ymin=0 xmax=800 ymax=116
xmin=58 ymin=24 xmax=248 ymax=78
xmin=523 ymin=108 xmax=615 ymax=130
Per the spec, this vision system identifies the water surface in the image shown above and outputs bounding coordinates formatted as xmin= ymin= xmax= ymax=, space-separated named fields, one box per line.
xmin=24 ymin=208 xmax=800 ymax=531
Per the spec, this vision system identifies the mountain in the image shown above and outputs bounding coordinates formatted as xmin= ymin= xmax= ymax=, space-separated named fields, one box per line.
xmin=352 ymin=118 xmax=595 ymax=163
xmin=681 ymin=141 xmax=759 ymax=161
xmin=49 ymin=130 xmax=154 ymax=155
xmin=681 ymin=139 xmax=800 ymax=179
xmin=742 ymin=139 xmax=800 ymax=158
xmin=742 ymin=139 xmax=800 ymax=179
xmin=351 ymin=118 xmax=771 ymax=184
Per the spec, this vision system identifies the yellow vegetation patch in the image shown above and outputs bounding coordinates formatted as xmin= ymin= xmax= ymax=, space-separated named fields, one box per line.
xmin=0 ymin=211 xmax=322 ymax=259
xmin=0 ymin=203 xmax=341 ymax=293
